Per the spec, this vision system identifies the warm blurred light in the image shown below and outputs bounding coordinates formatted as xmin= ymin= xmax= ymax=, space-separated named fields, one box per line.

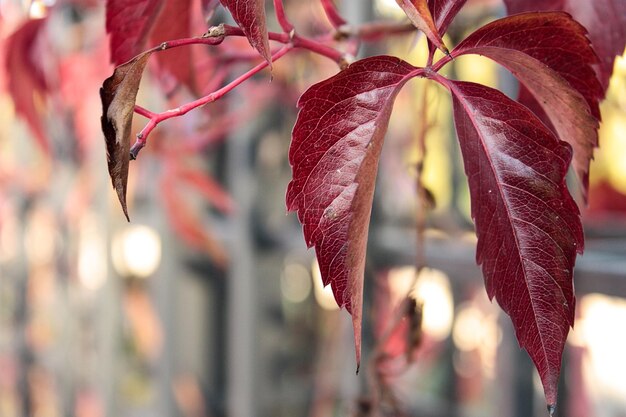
xmin=453 ymin=303 xmax=484 ymax=351
xmin=311 ymin=258 xmax=339 ymax=311
xmin=571 ymin=294 xmax=626 ymax=401
xmin=414 ymin=268 xmax=454 ymax=340
xmin=452 ymin=300 xmax=501 ymax=378
xmin=24 ymin=205 xmax=56 ymax=266
xmin=78 ymin=214 xmax=107 ymax=291
xmin=28 ymin=0 xmax=47 ymax=18
xmin=602 ymin=115 xmax=626 ymax=194
xmin=112 ymin=225 xmax=161 ymax=278
xmin=0 ymin=205 xmax=19 ymax=263
xmin=590 ymin=49 xmax=626 ymax=193
xmin=375 ymin=0 xmax=405 ymax=18
xmin=455 ymin=55 xmax=499 ymax=89
xmin=281 ymin=262 xmax=312 ymax=303
xmin=389 ymin=266 xmax=454 ymax=340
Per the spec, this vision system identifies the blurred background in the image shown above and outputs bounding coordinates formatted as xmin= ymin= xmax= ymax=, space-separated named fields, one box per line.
xmin=1 ymin=0 xmax=626 ymax=416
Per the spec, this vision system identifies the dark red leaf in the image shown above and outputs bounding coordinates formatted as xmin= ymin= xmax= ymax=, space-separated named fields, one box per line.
xmin=427 ymin=0 xmax=468 ymax=35
xmin=106 ymin=0 xmax=164 ymax=64
xmin=100 ymin=51 xmax=152 ymax=220
xmin=150 ymin=0 xmax=194 ymax=90
xmin=219 ymin=0 xmax=271 ymax=65
xmin=451 ymin=12 xmax=601 ymax=198
xmin=287 ymin=56 xmax=418 ymax=367
xmin=5 ymin=18 xmax=50 ymax=155
xmin=396 ymin=0 xmax=449 ymax=53
xmin=504 ymin=0 xmax=626 ymax=91
xmin=441 ymin=78 xmax=584 ymax=408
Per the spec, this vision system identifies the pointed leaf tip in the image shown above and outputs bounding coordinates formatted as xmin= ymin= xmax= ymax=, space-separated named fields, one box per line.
xmin=444 ymin=79 xmax=582 ymax=409
xmin=287 ymin=56 xmax=417 ymax=371
xmin=219 ymin=0 xmax=271 ymax=66
xmin=396 ymin=0 xmax=448 ymax=53
xmin=100 ymin=51 xmax=151 ymax=221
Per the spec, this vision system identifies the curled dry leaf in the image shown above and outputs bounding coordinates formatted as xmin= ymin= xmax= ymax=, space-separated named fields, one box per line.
xmin=100 ymin=51 xmax=152 ymax=221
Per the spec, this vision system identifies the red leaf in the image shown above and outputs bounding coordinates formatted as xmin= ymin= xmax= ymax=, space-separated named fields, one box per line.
xmin=504 ymin=0 xmax=626 ymax=91
xmin=396 ymin=0 xmax=449 ymax=53
xmin=106 ymin=0 xmax=164 ymax=64
xmin=150 ymin=0 xmax=195 ymax=90
xmin=202 ymin=0 xmax=220 ymax=19
xmin=441 ymin=78 xmax=584 ymax=408
xmin=450 ymin=12 xmax=601 ymax=198
xmin=161 ymin=177 xmax=229 ymax=268
xmin=176 ymin=168 xmax=236 ymax=215
xmin=427 ymin=0 xmax=468 ymax=35
xmin=286 ymin=56 xmax=417 ymax=367
xmin=373 ymin=273 xmax=423 ymax=375
xmin=219 ymin=0 xmax=271 ymax=65
xmin=5 ymin=18 xmax=50 ymax=155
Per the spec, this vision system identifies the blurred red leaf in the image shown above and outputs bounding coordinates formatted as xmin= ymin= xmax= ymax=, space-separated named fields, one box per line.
xmin=219 ymin=0 xmax=271 ymax=65
xmin=202 ymin=0 xmax=220 ymax=20
xmin=150 ymin=0 xmax=195 ymax=90
xmin=287 ymin=56 xmax=418 ymax=367
xmin=106 ymin=0 xmax=163 ymax=64
xmin=175 ymin=168 xmax=236 ymax=214
xmin=504 ymin=0 xmax=626 ymax=91
xmin=161 ymin=176 xmax=229 ymax=267
xmin=373 ymin=273 xmax=422 ymax=377
xmin=5 ymin=18 xmax=50 ymax=155
xmin=587 ymin=181 xmax=626 ymax=215
xmin=451 ymin=12 xmax=601 ymax=198
xmin=443 ymin=79 xmax=584 ymax=408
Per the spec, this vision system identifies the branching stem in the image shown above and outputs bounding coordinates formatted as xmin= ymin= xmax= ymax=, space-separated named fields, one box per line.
xmin=130 ymin=45 xmax=292 ymax=159
xmin=129 ymin=15 xmax=421 ymax=159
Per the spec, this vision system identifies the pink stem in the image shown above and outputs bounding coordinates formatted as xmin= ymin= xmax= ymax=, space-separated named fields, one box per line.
xmin=320 ymin=0 xmax=346 ymax=28
xmin=130 ymin=45 xmax=293 ymax=159
xmin=292 ymin=34 xmax=347 ymax=66
xmin=222 ymin=24 xmax=345 ymax=64
xmin=134 ymin=105 xmax=156 ymax=119
xmin=430 ymin=53 xmax=453 ymax=72
xmin=146 ymin=33 xmax=226 ymax=52
xmin=273 ymin=0 xmax=294 ymax=33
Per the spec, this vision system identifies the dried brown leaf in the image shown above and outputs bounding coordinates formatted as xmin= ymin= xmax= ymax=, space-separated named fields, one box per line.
xmin=100 ymin=51 xmax=151 ymax=221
